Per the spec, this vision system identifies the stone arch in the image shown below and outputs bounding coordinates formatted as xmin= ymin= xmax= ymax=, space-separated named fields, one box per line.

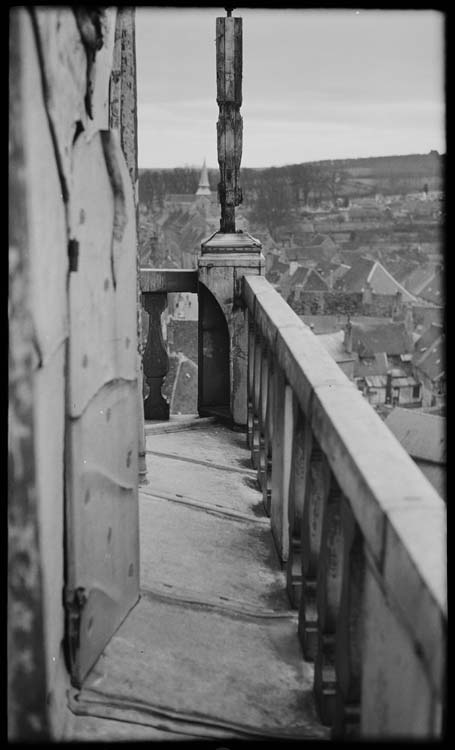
xmin=198 ymin=282 xmax=230 ymax=419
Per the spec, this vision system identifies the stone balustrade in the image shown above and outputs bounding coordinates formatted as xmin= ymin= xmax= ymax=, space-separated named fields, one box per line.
xmin=140 ymin=265 xmax=445 ymax=738
xmin=243 ymin=274 xmax=446 ymax=739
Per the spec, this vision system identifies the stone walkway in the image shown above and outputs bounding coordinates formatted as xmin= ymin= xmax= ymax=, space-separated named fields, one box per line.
xmin=65 ymin=418 xmax=328 ymax=741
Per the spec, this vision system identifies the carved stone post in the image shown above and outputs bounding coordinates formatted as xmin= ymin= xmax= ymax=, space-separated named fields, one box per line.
xmin=142 ymin=292 xmax=169 ymax=420
xmin=198 ymin=10 xmax=263 ymax=428
xmin=332 ymin=498 xmax=366 ymax=738
xmin=270 ymin=366 xmax=293 ymax=562
xmin=247 ymin=311 xmax=255 ymax=449
xmin=251 ymin=331 xmax=262 ymax=467
xmin=314 ymin=469 xmax=344 ymax=726
xmin=262 ymin=354 xmax=274 ymax=515
xmin=298 ymin=434 xmax=326 ymax=660
xmin=286 ymin=397 xmax=307 ymax=608
xmin=257 ymin=344 xmax=269 ymax=491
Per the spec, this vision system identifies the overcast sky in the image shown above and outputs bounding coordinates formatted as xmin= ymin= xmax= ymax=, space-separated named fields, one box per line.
xmin=136 ymin=8 xmax=445 ymax=169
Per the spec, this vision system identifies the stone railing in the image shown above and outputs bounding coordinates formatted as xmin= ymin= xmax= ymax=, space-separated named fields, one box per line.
xmin=243 ymin=275 xmax=446 ymax=739
xmin=140 ymin=269 xmax=198 ymax=419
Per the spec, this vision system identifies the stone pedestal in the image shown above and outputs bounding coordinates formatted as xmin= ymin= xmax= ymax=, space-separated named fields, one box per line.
xmin=198 ymin=231 xmax=264 ymax=428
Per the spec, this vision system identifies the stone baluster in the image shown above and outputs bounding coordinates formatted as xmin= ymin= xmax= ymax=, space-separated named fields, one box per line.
xmin=270 ymin=366 xmax=293 ymax=562
xmin=246 ymin=312 xmax=255 ymax=451
xmin=262 ymin=354 xmax=274 ymax=515
xmin=286 ymin=397 xmax=308 ymax=609
xmin=332 ymin=497 xmax=366 ymax=738
xmin=142 ymin=292 xmax=170 ymax=420
xmin=251 ymin=331 xmax=262 ymax=469
xmin=314 ymin=468 xmax=344 ymax=725
xmin=257 ymin=344 xmax=269 ymax=491
xmin=298 ymin=433 xmax=326 ymax=660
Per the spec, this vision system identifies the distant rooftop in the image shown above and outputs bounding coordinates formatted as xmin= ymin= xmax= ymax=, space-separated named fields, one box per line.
xmin=350 ymin=320 xmax=414 ymax=357
xmin=384 ymin=407 xmax=446 ymax=465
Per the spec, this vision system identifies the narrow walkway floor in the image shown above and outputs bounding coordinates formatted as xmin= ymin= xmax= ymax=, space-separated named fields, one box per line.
xmin=66 ymin=417 xmax=328 ymax=741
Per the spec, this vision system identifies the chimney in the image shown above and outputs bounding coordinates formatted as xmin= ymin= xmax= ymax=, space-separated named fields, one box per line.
xmin=385 ymin=370 xmax=393 ymax=405
xmin=403 ymin=303 xmax=414 ymax=337
xmin=344 ymin=316 xmax=353 ymax=353
xmin=362 ymin=279 xmax=373 ymax=306
xmin=392 ymin=290 xmax=403 ymax=321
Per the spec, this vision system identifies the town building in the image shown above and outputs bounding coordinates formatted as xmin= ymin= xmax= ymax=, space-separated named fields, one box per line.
xmin=412 ymin=323 xmax=445 ymax=408
xmin=286 ymin=233 xmax=340 ymax=265
xmin=344 ymin=318 xmax=421 ymax=407
xmin=280 ymin=265 xmax=329 ymax=304
xmin=336 ymin=256 xmax=417 ymax=303
xmin=164 ymin=160 xmax=219 ymax=211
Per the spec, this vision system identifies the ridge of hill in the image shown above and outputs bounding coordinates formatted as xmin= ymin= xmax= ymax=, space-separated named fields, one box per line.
xmin=139 ymin=152 xmax=444 ymax=214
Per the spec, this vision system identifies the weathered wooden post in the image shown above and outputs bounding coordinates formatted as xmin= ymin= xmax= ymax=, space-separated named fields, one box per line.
xmin=216 ymin=9 xmax=243 ymax=233
xmin=198 ymin=7 xmax=264 ymax=428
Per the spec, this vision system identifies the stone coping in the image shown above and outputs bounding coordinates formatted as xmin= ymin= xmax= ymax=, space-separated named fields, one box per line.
xmin=140 ymin=269 xmax=198 ymax=294
xmin=243 ymin=274 xmax=446 ymax=691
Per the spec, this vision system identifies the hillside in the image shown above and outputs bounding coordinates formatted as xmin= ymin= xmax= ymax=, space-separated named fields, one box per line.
xmin=139 ymin=152 xmax=444 ymax=217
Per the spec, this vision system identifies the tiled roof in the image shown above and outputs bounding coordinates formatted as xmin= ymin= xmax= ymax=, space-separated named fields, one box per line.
xmin=288 ymin=243 xmax=338 ymax=263
xmin=351 ymin=320 xmax=414 ymax=357
xmin=417 ymin=463 xmax=446 ymax=500
xmin=354 ymin=353 xmax=392 ymax=378
xmin=417 ymin=268 xmax=444 ymax=305
xmin=288 ymin=266 xmax=309 ymax=286
xmin=338 ymin=257 xmax=416 ymax=302
xmin=289 ymin=267 xmax=329 ymax=292
xmin=413 ymin=335 xmax=444 ymax=381
xmin=384 ymin=407 xmax=446 ymax=464
xmin=300 ymin=315 xmax=346 ymax=334
xmin=368 ymin=263 xmax=416 ymax=302
xmin=364 ymin=374 xmax=417 ymax=388
xmin=295 ymin=223 xmax=315 ymax=234
xmin=313 ymin=261 xmax=351 ymax=283
xmin=302 ymin=269 xmax=330 ymax=291
xmin=402 ymin=265 xmax=436 ymax=295
xmin=335 ymin=256 xmax=374 ymax=291
xmin=310 ymin=234 xmax=333 ymax=247
xmin=269 ymin=255 xmax=288 ymax=273
xmin=313 ymin=260 xmax=338 ymax=274
xmin=317 ymin=331 xmax=356 ymax=363
xmin=364 ymin=374 xmax=387 ymax=388
xmin=355 ymin=360 xmax=387 ymax=378
xmin=414 ymin=323 xmax=443 ymax=353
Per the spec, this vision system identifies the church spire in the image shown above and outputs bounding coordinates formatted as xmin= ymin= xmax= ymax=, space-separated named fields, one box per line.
xmin=196 ymin=158 xmax=211 ymax=195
